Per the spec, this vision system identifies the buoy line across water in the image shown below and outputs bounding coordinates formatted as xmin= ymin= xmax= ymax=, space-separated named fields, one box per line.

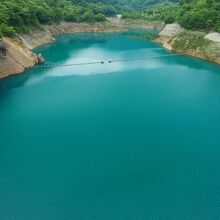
xmin=29 ymin=53 xmax=183 ymax=69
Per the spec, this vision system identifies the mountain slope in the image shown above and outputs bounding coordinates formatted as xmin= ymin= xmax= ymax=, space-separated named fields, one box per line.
xmin=124 ymin=0 xmax=179 ymax=10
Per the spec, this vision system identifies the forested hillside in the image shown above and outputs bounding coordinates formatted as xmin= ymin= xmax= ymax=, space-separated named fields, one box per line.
xmin=0 ymin=0 xmax=122 ymax=37
xmin=0 ymin=0 xmax=219 ymax=38
xmin=178 ymin=0 xmax=220 ymax=31
xmin=125 ymin=0 xmax=178 ymax=10
xmin=123 ymin=0 xmax=220 ymax=32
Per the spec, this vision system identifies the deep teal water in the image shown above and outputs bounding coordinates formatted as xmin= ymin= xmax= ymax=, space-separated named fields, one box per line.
xmin=0 ymin=31 xmax=220 ymax=219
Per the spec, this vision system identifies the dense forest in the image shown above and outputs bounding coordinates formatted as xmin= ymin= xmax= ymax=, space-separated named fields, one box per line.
xmin=0 ymin=0 xmax=121 ymax=37
xmin=0 ymin=0 xmax=220 ymax=38
xmin=125 ymin=0 xmax=178 ymax=10
xmin=123 ymin=0 xmax=220 ymax=32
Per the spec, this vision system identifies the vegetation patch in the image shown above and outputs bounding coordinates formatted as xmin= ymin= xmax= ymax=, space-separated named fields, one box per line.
xmin=172 ymin=31 xmax=212 ymax=57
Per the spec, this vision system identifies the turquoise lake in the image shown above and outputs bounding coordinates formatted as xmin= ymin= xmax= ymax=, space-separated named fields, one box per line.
xmin=0 ymin=31 xmax=220 ymax=219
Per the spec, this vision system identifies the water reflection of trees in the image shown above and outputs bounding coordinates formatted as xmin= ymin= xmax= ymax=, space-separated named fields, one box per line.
xmin=123 ymin=29 xmax=160 ymax=41
xmin=168 ymin=55 xmax=220 ymax=74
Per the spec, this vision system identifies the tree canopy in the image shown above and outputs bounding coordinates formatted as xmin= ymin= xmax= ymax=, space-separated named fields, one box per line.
xmin=0 ymin=0 xmax=219 ymax=38
xmin=0 ymin=0 xmax=122 ymax=37
xmin=122 ymin=0 xmax=220 ymax=32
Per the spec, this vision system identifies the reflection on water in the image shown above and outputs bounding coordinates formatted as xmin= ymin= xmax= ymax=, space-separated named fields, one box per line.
xmin=26 ymin=47 xmax=166 ymax=85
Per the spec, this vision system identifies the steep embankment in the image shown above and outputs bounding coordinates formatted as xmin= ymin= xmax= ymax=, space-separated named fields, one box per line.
xmin=155 ymin=24 xmax=220 ymax=64
xmin=0 ymin=37 xmax=42 ymax=79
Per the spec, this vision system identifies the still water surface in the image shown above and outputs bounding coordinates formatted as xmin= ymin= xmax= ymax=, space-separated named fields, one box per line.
xmin=0 ymin=31 xmax=220 ymax=219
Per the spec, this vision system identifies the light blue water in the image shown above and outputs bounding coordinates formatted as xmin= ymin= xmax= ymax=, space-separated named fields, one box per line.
xmin=0 ymin=31 xmax=220 ymax=219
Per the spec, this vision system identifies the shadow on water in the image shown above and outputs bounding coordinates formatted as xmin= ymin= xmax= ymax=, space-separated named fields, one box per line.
xmin=124 ymin=28 xmax=160 ymax=41
xmin=169 ymin=54 xmax=220 ymax=75
xmin=0 ymin=67 xmax=45 ymax=95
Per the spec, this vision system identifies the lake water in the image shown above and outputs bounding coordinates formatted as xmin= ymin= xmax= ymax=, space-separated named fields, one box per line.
xmin=0 ymin=31 xmax=220 ymax=219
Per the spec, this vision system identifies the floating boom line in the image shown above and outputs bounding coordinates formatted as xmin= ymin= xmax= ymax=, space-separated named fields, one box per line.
xmin=30 ymin=53 xmax=183 ymax=69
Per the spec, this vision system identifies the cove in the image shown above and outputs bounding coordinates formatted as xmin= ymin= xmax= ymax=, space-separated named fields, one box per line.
xmin=0 ymin=31 xmax=220 ymax=219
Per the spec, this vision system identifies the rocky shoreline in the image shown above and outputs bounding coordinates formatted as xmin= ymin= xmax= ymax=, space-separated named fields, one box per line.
xmin=0 ymin=20 xmax=219 ymax=79
xmin=155 ymin=23 xmax=220 ymax=65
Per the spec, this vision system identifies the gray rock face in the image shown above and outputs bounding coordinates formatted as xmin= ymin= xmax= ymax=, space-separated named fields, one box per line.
xmin=159 ymin=23 xmax=183 ymax=38
xmin=20 ymin=31 xmax=55 ymax=49
xmin=0 ymin=40 xmax=6 ymax=57
xmin=204 ymin=33 xmax=220 ymax=43
xmin=37 ymin=53 xmax=45 ymax=63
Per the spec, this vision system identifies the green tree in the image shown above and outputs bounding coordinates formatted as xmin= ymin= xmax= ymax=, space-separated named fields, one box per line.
xmin=95 ymin=13 xmax=106 ymax=22
xmin=0 ymin=23 xmax=16 ymax=37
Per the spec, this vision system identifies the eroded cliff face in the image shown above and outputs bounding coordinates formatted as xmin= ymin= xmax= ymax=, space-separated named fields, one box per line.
xmin=155 ymin=24 xmax=220 ymax=64
xmin=46 ymin=21 xmax=125 ymax=35
xmin=20 ymin=30 xmax=55 ymax=50
xmin=0 ymin=37 xmax=39 ymax=79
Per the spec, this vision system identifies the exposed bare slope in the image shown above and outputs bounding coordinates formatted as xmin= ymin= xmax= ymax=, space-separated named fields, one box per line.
xmin=0 ymin=37 xmax=39 ymax=79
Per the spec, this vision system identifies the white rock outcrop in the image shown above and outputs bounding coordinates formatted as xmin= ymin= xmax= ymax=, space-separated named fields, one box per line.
xmin=159 ymin=23 xmax=183 ymax=38
xmin=204 ymin=33 xmax=220 ymax=43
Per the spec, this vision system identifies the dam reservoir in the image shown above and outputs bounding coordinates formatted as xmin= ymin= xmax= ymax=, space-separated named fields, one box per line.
xmin=0 ymin=31 xmax=220 ymax=219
